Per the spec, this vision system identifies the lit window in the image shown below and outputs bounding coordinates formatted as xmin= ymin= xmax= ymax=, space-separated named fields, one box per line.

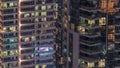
xmin=99 ymin=17 xmax=106 ymax=25
xmin=108 ymin=34 xmax=114 ymax=41
xmin=2 ymin=3 xmax=7 ymax=8
xmin=41 ymin=17 xmax=46 ymax=21
xmin=1 ymin=51 xmax=8 ymax=56
xmin=31 ymin=36 xmax=35 ymax=41
xmin=54 ymin=12 xmax=58 ymax=19
xmin=35 ymin=6 xmax=39 ymax=10
xmin=35 ymin=65 xmax=39 ymax=68
xmin=35 ymin=12 xmax=39 ymax=17
xmin=41 ymin=12 xmax=46 ymax=16
xmin=31 ymin=13 xmax=35 ymax=17
xmin=100 ymin=0 xmax=118 ymax=13
xmin=9 ymin=3 xmax=14 ymax=7
xmin=9 ymin=38 xmax=14 ymax=43
xmin=10 ymin=26 xmax=16 ymax=32
xmin=47 ymin=5 xmax=51 ymax=9
xmin=54 ymin=4 xmax=58 ymax=11
xmin=24 ymin=37 xmax=29 ymax=42
xmin=24 ymin=13 xmax=30 ymax=17
xmin=98 ymin=59 xmax=105 ymax=67
xmin=3 ymin=27 xmax=7 ymax=32
xmin=41 ymin=6 xmax=46 ymax=10
xmin=88 ymin=20 xmax=95 ymax=26
xmin=42 ymin=65 xmax=46 ymax=68
xmin=35 ymin=18 xmax=39 ymax=22
xmin=87 ymin=62 xmax=95 ymax=68
xmin=77 ymin=26 xmax=85 ymax=34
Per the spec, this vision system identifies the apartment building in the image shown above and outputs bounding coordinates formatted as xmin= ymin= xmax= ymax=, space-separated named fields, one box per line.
xmin=56 ymin=0 xmax=120 ymax=68
xmin=0 ymin=0 xmax=58 ymax=68
xmin=55 ymin=0 xmax=69 ymax=68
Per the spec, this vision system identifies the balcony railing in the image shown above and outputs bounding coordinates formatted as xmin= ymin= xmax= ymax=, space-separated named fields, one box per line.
xmin=79 ymin=55 xmax=100 ymax=62
xmin=79 ymin=47 xmax=102 ymax=55
xmin=80 ymin=38 xmax=101 ymax=46
xmin=115 ymin=2 xmax=120 ymax=9
xmin=114 ymin=54 xmax=120 ymax=60
xmin=80 ymin=6 xmax=100 ymax=12
xmin=114 ymin=13 xmax=120 ymax=18
xmin=80 ymin=13 xmax=101 ymax=20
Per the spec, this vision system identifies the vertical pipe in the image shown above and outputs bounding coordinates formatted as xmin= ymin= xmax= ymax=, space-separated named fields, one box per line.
xmin=105 ymin=0 xmax=108 ymax=68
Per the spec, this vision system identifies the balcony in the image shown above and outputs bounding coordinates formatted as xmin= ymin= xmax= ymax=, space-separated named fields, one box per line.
xmin=2 ymin=45 xmax=18 ymax=51
xmin=114 ymin=13 xmax=120 ymax=18
xmin=2 ymin=56 xmax=18 ymax=63
xmin=3 ymin=40 xmax=18 ymax=45
xmin=79 ymin=47 xmax=102 ymax=55
xmin=3 ymin=8 xmax=18 ymax=14
xmin=80 ymin=13 xmax=101 ymax=20
xmin=21 ymin=19 xmax=34 ymax=24
xmin=36 ymin=59 xmax=53 ymax=64
xmin=80 ymin=6 xmax=100 ymax=12
xmin=79 ymin=32 xmax=101 ymax=38
xmin=114 ymin=44 xmax=120 ymax=52
xmin=115 ymin=2 xmax=120 ymax=9
xmin=79 ymin=55 xmax=100 ymax=62
xmin=21 ymin=49 xmax=34 ymax=54
xmin=78 ymin=27 xmax=101 ymax=38
xmin=21 ymin=7 xmax=34 ymax=12
xmin=115 ymin=39 xmax=120 ymax=43
xmin=114 ymin=55 xmax=120 ymax=60
xmin=21 ymin=43 xmax=35 ymax=48
xmin=80 ymin=39 xmax=101 ymax=46
xmin=115 ymin=30 xmax=120 ymax=35
xmin=115 ymin=61 xmax=120 ymax=67
xmin=79 ymin=22 xmax=100 ymax=29
xmin=3 ymin=32 xmax=18 ymax=38
xmin=3 ymin=21 xmax=18 ymax=27
xmin=2 ymin=0 xmax=17 ymax=2
xmin=21 ymin=1 xmax=34 ymax=7
xmin=21 ymin=60 xmax=35 ymax=66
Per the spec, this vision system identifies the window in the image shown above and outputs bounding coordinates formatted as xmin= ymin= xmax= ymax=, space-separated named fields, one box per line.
xmin=35 ymin=12 xmax=40 ymax=17
xmin=2 ymin=2 xmax=18 ymax=8
xmin=101 ymin=0 xmax=118 ymax=13
xmin=41 ymin=12 xmax=46 ymax=16
xmin=41 ymin=17 xmax=46 ymax=21
xmin=41 ymin=6 xmax=46 ymax=10
xmin=99 ymin=17 xmax=106 ymax=25
xmin=88 ymin=20 xmax=95 ymax=26
xmin=35 ymin=6 xmax=39 ymax=10
xmin=108 ymin=34 xmax=114 ymax=41
xmin=10 ymin=26 xmax=16 ymax=32
xmin=9 ymin=3 xmax=14 ymax=7
xmin=31 ymin=13 xmax=35 ymax=17
xmin=9 ymin=38 xmax=15 ymax=43
xmin=54 ymin=4 xmax=58 ymax=11
xmin=3 ymin=27 xmax=7 ymax=32
xmin=47 ymin=5 xmax=52 ymax=9
xmin=24 ymin=13 xmax=30 ymax=17
xmin=80 ymin=18 xmax=85 ymax=23
xmin=2 ymin=3 xmax=7 ymax=8
xmin=98 ymin=59 xmax=105 ymax=67
xmin=87 ymin=62 xmax=95 ymax=68
xmin=77 ymin=26 xmax=85 ymax=34
xmin=35 ymin=18 xmax=39 ymax=22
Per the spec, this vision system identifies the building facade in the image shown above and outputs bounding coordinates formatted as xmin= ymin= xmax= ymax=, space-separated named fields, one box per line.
xmin=55 ymin=0 xmax=69 ymax=68
xmin=0 ymin=0 xmax=58 ymax=68
xmin=57 ymin=0 xmax=120 ymax=68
